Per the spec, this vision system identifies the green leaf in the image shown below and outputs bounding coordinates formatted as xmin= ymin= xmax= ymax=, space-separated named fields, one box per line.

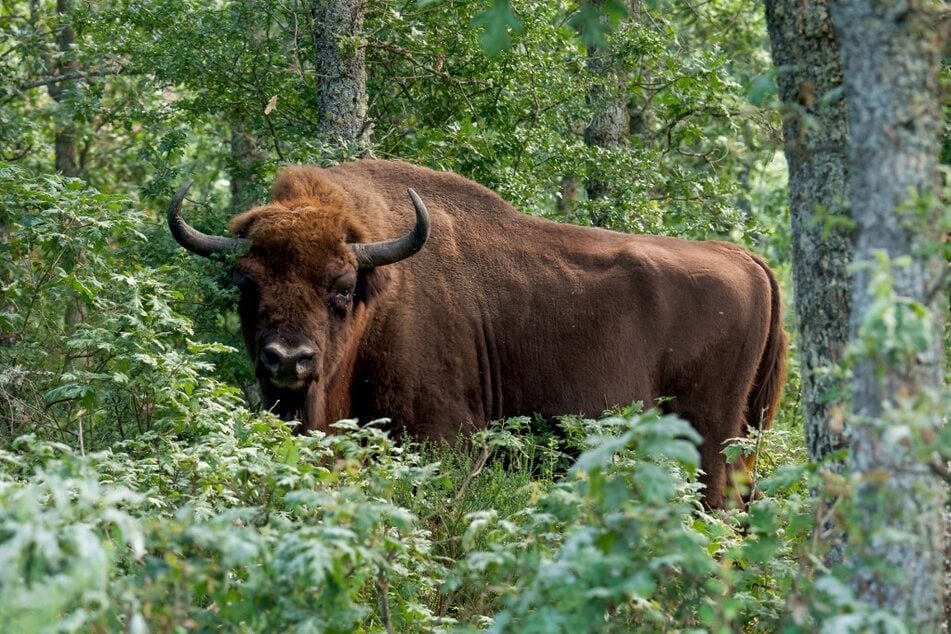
xmin=44 ymin=383 xmax=95 ymax=406
xmin=276 ymin=437 xmax=300 ymax=467
xmin=758 ymin=464 xmax=808 ymax=494
xmin=572 ymin=430 xmax=633 ymax=473
xmin=472 ymin=0 xmax=523 ymax=56
xmin=568 ymin=0 xmax=629 ymax=48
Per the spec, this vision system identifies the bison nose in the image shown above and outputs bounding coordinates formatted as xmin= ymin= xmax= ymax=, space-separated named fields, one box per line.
xmin=260 ymin=342 xmax=317 ymax=381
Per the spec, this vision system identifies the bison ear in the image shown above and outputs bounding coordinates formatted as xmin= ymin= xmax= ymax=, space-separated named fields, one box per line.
xmin=229 ymin=206 xmax=277 ymax=238
xmin=357 ymin=266 xmax=391 ymax=305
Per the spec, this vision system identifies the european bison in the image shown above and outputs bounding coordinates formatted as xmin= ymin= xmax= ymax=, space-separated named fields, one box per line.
xmin=168 ymin=160 xmax=787 ymax=508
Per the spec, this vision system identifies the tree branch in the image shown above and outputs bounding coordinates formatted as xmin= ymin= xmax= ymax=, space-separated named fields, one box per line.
xmin=17 ymin=67 xmax=122 ymax=91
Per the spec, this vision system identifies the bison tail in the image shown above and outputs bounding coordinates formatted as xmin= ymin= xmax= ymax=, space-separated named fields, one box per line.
xmin=746 ymin=256 xmax=788 ymax=433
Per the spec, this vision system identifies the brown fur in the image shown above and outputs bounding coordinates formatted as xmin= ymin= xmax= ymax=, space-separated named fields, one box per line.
xmin=225 ymin=160 xmax=788 ymax=508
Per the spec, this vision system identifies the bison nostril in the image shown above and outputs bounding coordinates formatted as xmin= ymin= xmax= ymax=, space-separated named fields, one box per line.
xmin=260 ymin=342 xmax=317 ymax=381
xmin=261 ymin=345 xmax=285 ymax=371
xmin=292 ymin=349 xmax=317 ymax=379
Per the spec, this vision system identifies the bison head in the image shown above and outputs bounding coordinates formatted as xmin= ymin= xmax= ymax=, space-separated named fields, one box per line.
xmin=167 ymin=181 xmax=429 ymax=430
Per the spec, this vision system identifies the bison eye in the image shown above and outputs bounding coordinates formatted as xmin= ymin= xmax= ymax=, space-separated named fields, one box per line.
xmin=329 ymin=288 xmax=353 ymax=316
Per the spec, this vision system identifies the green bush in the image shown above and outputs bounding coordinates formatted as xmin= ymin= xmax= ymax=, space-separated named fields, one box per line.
xmin=1 ymin=409 xmax=819 ymax=632
xmin=0 ymin=162 xmax=233 ymax=448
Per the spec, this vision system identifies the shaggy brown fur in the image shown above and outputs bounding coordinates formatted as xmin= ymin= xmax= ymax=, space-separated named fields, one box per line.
xmin=221 ymin=160 xmax=787 ymax=508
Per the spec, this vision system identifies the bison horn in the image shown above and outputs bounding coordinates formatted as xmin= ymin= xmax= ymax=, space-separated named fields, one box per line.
xmin=350 ymin=188 xmax=431 ymax=269
xmin=167 ymin=181 xmax=248 ymax=257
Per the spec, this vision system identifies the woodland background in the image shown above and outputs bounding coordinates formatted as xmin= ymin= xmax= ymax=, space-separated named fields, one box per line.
xmin=0 ymin=0 xmax=948 ymax=631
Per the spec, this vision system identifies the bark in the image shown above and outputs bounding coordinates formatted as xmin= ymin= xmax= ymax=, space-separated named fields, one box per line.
xmin=624 ymin=0 xmax=653 ymax=140
xmin=556 ymin=176 xmax=579 ymax=214
xmin=229 ymin=121 xmax=265 ymax=214
xmin=311 ymin=0 xmax=370 ymax=150
xmin=830 ymin=0 xmax=946 ymax=625
xmin=48 ymin=0 xmax=80 ymax=178
xmin=763 ymin=0 xmax=851 ymax=470
xmin=40 ymin=0 xmax=86 ymax=345
xmin=584 ymin=0 xmax=633 ymax=225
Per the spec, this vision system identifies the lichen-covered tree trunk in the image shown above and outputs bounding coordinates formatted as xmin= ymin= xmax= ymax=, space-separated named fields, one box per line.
xmin=311 ymin=0 xmax=370 ymax=150
xmin=229 ymin=121 xmax=265 ymax=214
xmin=584 ymin=40 xmax=628 ymax=204
xmin=584 ymin=0 xmax=634 ymax=225
xmin=763 ymin=0 xmax=851 ymax=466
xmin=829 ymin=0 xmax=946 ymax=625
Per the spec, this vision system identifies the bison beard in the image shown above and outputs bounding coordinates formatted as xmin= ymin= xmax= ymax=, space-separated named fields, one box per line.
xmin=168 ymin=159 xmax=788 ymax=509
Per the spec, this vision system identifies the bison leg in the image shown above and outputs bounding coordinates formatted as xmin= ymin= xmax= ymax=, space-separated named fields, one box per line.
xmin=667 ymin=395 xmax=750 ymax=510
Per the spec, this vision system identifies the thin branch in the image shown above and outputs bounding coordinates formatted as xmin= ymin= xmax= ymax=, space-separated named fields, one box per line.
xmin=373 ymin=41 xmax=486 ymax=86
xmin=449 ymin=444 xmax=492 ymax=508
xmin=748 ymin=409 xmax=766 ymax=502
xmin=376 ymin=565 xmax=396 ymax=634
xmin=929 ymin=459 xmax=951 ymax=486
xmin=0 ymin=142 xmax=35 ymax=162
xmin=264 ymin=113 xmax=287 ymax=162
xmin=16 ymin=67 xmax=122 ymax=91
xmin=923 ymin=260 xmax=949 ymax=306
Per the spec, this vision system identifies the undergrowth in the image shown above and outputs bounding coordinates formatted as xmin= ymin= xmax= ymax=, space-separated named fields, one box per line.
xmin=0 ymin=162 xmax=832 ymax=632
xmin=1 ymin=407 xmax=819 ymax=632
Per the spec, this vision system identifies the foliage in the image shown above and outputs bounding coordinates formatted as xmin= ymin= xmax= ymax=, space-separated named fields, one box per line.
xmin=453 ymin=413 xmax=810 ymax=633
xmin=367 ymin=0 xmax=779 ymax=238
xmin=0 ymin=167 xmax=816 ymax=629
xmin=2 ymin=0 xmax=946 ymax=630
xmin=3 ymin=0 xmax=780 ymax=237
xmin=0 ymin=162 xmax=231 ymax=448
xmin=0 ymin=417 xmax=446 ymax=632
xmin=0 ymin=408 xmax=818 ymax=632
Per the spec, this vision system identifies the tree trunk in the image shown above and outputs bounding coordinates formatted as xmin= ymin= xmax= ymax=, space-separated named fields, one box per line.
xmin=763 ymin=0 xmax=851 ymax=471
xmin=556 ymin=176 xmax=579 ymax=214
xmin=40 ymin=0 xmax=86 ymax=346
xmin=583 ymin=0 xmax=633 ymax=226
xmin=830 ymin=0 xmax=946 ymax=626
xmin=229 ymin=121 xmax=265 ymax=214
xmin=625 ymin=0 xmax=654 ymax=144
xmin=311 ymin=0 xmax=370 ymax=150
xmin=47 ymin=0 xmax=80 ymax=178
